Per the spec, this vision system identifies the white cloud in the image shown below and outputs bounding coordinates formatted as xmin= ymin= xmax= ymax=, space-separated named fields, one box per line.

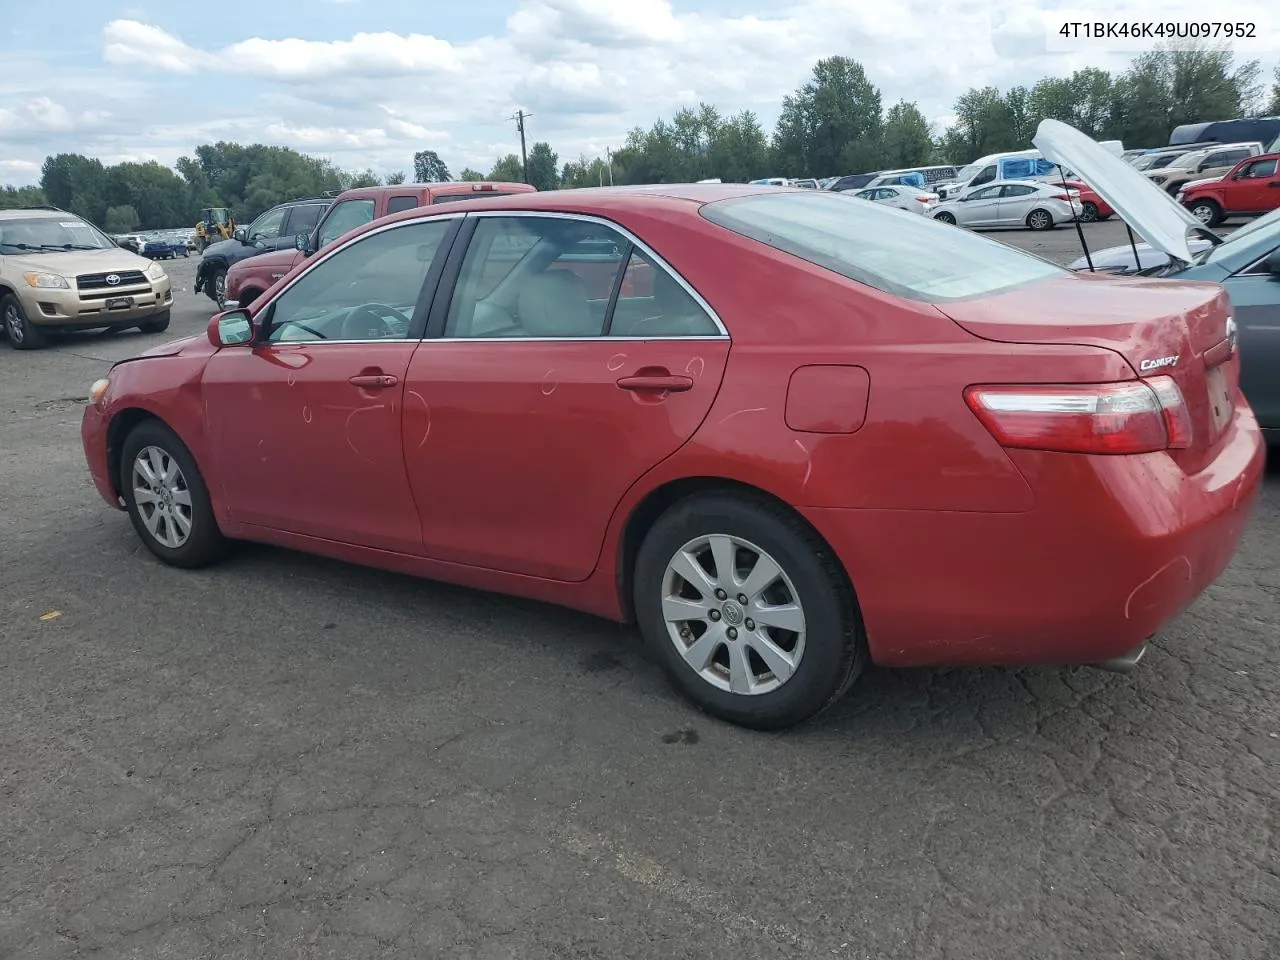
xmin=0 ymin=0 xmax=1274 ymax=187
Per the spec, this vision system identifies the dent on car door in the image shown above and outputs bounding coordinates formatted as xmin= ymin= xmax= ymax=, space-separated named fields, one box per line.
xmin=401 ymin=213 xmax=731 ymax=581
xmin=200 ymin=216 xmax=462 ymax=551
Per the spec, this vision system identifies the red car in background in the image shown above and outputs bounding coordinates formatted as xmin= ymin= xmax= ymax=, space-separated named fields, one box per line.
xmin=1050 ymin=180 xmax=1114 ymax=222
xmin=80 ymin=186 xmax=1264 ymax=730
xmin=1177 ymin=153 xmax=1280 ymax=226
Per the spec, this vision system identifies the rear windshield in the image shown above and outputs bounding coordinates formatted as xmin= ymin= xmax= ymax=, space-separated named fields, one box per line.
xmin=700 ymin=192 xmax=1064 ymax=303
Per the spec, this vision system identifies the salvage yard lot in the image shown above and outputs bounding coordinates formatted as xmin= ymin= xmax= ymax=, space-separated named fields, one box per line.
xmin=2 ymin=220 xmax=1277 ymax=960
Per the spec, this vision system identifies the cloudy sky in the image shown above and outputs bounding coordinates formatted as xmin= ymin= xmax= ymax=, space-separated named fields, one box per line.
xmin=2 ymin=0 xmax=1276 ymax=185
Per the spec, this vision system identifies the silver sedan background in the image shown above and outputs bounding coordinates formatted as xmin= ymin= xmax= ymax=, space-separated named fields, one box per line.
xmin=931 ymin=180 xmax=1080 ymax=231
xmin=851 ymin=185 xmax=939 ymax=215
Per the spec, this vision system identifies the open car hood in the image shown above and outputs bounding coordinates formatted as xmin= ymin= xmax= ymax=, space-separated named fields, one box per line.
xmin=1032 ymin=119 xmax=1205 ymax=266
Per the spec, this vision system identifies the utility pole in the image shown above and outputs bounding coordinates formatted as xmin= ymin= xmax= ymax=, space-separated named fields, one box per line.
xmin=511 ymin=109 xmax=532 ymax=184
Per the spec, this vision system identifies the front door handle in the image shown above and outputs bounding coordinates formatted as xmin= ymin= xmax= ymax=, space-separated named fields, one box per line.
xmin=348 ymin=374 xmax=399 ymax=388
xmin=617 ymin=374 xmax=694 ymax=393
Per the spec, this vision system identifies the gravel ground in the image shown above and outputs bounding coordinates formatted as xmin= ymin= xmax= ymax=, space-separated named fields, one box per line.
xmin=1 ymin=224 xmax=1276 ymax=960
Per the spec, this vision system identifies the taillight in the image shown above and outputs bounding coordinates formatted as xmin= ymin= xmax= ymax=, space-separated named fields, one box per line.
xmin=1051 ymin=193 xmax=1074 ymax=201
xmin=916 ymin=195 xmax=934 ymax=203
xmin=965 ymin=378 xmax=1192 ymax=455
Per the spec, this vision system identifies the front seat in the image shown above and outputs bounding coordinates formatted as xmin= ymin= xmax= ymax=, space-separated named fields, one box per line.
xmin=517 ymin=271 xmax=600 ymax=337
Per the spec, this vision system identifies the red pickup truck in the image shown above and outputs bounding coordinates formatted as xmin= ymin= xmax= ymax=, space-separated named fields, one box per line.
xmin=224 ymin=181 xmax=537 ymax=308
xmin=1177 ymin=153 xmax=1280 ymax=227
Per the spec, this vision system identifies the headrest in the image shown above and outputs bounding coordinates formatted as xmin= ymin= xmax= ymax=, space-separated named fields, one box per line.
xmin=518 ymin=270 xmax=597 ymax=337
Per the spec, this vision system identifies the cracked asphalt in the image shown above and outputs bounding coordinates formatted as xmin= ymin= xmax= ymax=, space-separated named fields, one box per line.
xmin=2 ymin=223 xmax=1278 ymax=960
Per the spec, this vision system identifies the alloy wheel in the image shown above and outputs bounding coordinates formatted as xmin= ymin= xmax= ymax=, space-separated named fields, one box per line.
xmin=661 ymin=534 xmax=807 ymax=696
xmin=131 ymin=445 xmax=194 ymax=549
xmin=1192 ymin=205 xmax=1215 ymax=225
xmin=4 ymin=303 xmax=24 ymax=344
xmin=1029 ymin=211 xmax=1051 ymax=229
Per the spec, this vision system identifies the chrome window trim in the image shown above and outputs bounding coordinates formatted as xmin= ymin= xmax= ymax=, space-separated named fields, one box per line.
xmin=251 ymin=207 xmax=731 ymax=346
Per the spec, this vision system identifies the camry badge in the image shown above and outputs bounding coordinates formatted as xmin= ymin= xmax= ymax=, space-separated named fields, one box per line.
xmin=1139 ymin=355 xmax=1179 ymax=372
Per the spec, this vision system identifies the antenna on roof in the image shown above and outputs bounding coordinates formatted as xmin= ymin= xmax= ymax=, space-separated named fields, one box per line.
xmin=1057 ymin=163 xmax=1094 ymax=272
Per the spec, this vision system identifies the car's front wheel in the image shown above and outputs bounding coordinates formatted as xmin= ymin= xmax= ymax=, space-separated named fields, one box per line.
xmin=1 ymin=293 xmax=46 ymax=350
xmin=633 ymin=492 xmax=866 ymax=730
xmin=1026 ymin=208 xmax=1054 ymax=231
xmin=933 ymin=211 xmax=956 ymax=225
xmin=205 ymin=265 xmax=228 ymax=307
xmin=120 ymin=419 xmax=230 ymax=568
xmin=1079 ymin=201 xmax=1098 ymax=223
xmin=137 ymin=310 xmax=171 ymax=335
xmin=1189 ymin=199 xmax=1222 ymax=227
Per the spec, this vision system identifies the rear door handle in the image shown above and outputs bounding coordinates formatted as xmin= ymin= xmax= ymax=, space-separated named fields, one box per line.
xmin=348 ymin=374 xmax=399 ymax=388
xmin=616 ymin=375 xmax=694 ymax=393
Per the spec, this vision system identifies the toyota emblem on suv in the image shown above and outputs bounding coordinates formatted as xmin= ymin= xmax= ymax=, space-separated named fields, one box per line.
xmin=105 ymin=274 xmax=121 ymax=285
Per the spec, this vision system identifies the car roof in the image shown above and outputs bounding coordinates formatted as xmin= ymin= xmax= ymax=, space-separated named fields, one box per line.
xmin=0 ymin=207 xmax=69 ymax=221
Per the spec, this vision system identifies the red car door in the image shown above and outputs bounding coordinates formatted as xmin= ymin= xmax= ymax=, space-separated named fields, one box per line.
xmin=402 ymin=214 xmax=730 ymax=582
xmin=1232 ymin=157 xmax=1280 ymax=212
xmin=202 ymin=216 xmax=461 ymax=552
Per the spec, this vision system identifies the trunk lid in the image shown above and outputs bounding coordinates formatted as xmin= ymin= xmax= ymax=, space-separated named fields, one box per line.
xmin=937 ymin=273 xmax=1240 ymax=472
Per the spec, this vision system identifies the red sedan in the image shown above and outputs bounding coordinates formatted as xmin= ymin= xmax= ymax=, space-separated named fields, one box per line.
xmin=1050 ymin=180 xmax=1114 ymax=221
xmin=81 ymin=185 xmax=1265 ymax=729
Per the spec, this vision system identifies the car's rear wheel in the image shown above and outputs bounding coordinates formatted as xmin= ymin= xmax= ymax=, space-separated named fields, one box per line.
xmin=1079 ymin=201 xmax=1098 ymax=223
xmin=933 ymin=211 xmax=956 ymax=225
xmin=633 ymin=492 xmax=866 ymax=730
xmin=1189 ymin=199 xmax=1222 ymax=227
xmin=1026 ymin=208 xmax=1054 ymax=231
xmin=137 ymin=310 xmax=171 ymax=335
xmin=1 ymin=293 xmax=46 ymax=350
xmin=120 ymin=419 xmax=229 ymax=568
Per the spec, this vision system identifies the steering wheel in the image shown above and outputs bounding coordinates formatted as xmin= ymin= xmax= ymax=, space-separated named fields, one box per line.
xmin=340 ymin=303 xmax=406 ymax=340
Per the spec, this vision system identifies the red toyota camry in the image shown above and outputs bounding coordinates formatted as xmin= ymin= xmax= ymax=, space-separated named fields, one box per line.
xmin=81 ymin=185 xmax=1265 ymax=729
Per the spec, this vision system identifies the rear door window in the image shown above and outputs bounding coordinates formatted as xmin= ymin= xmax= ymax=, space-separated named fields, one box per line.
xmin=387 ymin=195 xmax=420 ymax=214
xmin=284 ymin=203 xmax=324 ymax=237
xmin=701 ymin=191 xmax=1063 ymax=303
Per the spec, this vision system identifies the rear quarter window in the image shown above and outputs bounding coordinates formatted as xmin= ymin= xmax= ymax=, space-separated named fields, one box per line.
xmin=387 ymin=195 xmax=420 ymax=214
xmin=700 ymin=192 xmax=1065 ymax=303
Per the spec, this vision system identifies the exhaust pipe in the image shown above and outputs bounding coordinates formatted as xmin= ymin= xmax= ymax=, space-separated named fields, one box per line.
xmin=1091 ymin=642 xmax=1148 ymax=674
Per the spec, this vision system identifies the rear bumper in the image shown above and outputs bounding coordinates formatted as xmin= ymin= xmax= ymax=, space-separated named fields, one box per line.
xmin=803 ymin=404 xmax=1266 ymax=669
xmin=81 ymin=403 xmax=122 ymax=509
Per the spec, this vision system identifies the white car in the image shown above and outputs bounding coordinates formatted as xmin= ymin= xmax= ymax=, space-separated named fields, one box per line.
xmin=851 ymin=185 xmax=939 ymax=215
xmin=930 ymin=180 xmax=1080 ymax=231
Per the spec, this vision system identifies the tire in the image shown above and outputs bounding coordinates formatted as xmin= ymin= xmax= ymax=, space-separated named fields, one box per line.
xmin=239 ymin=288 xmax=262 ymax=309
xmin=204 ymin=265 xmax=227 ymax=307
xmin=1079 ymin=201 xmax=1098 ymax=223
xmin=120 ymin=419 xmax=230 ymax=568
xmin=2 ymin=293 xmax=47 ymax=350
xmin=1026 ymin=208 xmax=1054 ymax=231
xmin=1188 ymin=199 xmax=1222 ymax=227
xmin=137 ymin=310 xmax=171 ymax=334
xmin=933 ymin=211 xmax=956 ymax=225
xmin=633 ymin=492 xmax=866 ymax=730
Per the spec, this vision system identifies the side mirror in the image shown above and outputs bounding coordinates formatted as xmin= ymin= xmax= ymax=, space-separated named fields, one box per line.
xmin=295 ymin=231 xmax=315 ymax=254
xmin=207 ymin=309 xmax=255 ymax=347
xmin=233 ymin=227 xmax=249 ymax=244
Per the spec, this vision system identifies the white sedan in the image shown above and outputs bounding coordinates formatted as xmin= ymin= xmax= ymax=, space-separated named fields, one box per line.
xmin=930 ymin=180 xmax=1080 ymax=231
xmin=850 ymin=185 xmax=939 ymax=215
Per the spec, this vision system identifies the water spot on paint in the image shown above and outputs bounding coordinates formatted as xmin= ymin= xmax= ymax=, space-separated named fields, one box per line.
xmin=302 ymin=406 xmax=312 ymax=424
xmin=606 ymin=353 xmax=628 ymax=371
xmin=542 ymin=370 xmax=557 ymax=396
xmin=685 ymin=356 xmax=705 ymax=377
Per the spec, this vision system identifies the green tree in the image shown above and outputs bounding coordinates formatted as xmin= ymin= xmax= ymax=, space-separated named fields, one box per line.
xmin=560 ymin=156 xmax=614 ymax=188
xmin=344 ymin=168 xmax=381 ymax=189
xmin=1270 ymin=65 xmax=1280 ymax=114
xmin=709 ymin=110 xmax=770 ymax=182
xmin=526 ymin=141 xmax=560 ymax=191
xmin=40 ymin=154 xmax=108 ymax=225
xmin=458 ymin=168 xmax=485 ymax=181
xmin=104 ymin=204 xmax=140 ymax=234
xmin=0 ymin=185 xmax=46 ymax=209
xmin=385 ymin=170 xmax=407 ymax=185
xmin=487 ymin=154 xmax=524 ymax=182
xmin=771 ymin=56 xmax=884 ymax=176
xmin=881 ymin=101 xmax=934 ymax=167
xmin=413 ymin=149 xmax=450 ymax=182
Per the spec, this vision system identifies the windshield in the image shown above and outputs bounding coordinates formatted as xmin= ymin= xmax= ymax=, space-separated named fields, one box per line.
xmin=953 ymin=163 xmax=983 ymax=182
xmin=701 ymin=191 xmax=1063 ymax=303
xmin=1166 ymin=152 xmax=1205 ymax=171
xmin=0 ymin=216 xmax=115 ymax=253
